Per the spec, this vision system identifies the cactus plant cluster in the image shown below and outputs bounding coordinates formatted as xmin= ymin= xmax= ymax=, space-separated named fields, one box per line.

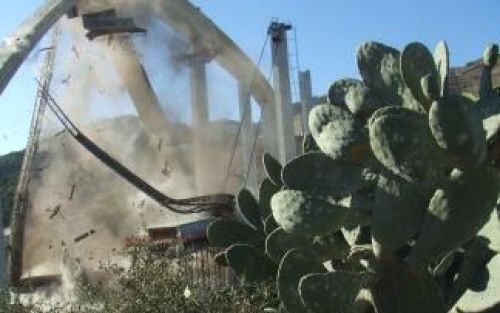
xmin=207 ymin=41 xmax=500 ymax=313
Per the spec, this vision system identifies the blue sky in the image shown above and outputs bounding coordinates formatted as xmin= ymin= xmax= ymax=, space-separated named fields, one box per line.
xmin=1 ymin=0 xmax=499 ymax=155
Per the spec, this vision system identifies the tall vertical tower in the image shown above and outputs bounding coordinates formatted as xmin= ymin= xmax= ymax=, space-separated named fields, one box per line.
xmin=299 ymin=70 xmax=313 ymax=135
xmin=268 ymin=22 xmax=296 ymax=164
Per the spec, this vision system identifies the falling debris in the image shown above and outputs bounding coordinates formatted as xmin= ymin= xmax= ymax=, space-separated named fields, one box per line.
xmin=82 ymin=9 xmax=146 ymax=40
xmin=158 ymin=138 xmax=163 ymax=151
xmin=71 ymin=44 xmax=79 ymax=59
xmin=61 ymin=74 xmax=71 ymax=85
xmin=38 ymin=46 xmax=54 ymax=53
xmin=55 ymin=129 xmax=66 ymax=137
xmin=162 ymin=160 xmax=172 ymax=177
xmin=68 ymin=184 xmax=76 ymax=200
xmin=74 ymin=229 xmax=96 ymax=243
xmin=49 ymin=204 xmax=61 ymax=220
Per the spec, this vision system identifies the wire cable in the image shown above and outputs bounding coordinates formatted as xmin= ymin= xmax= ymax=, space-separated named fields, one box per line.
xmin=223 ymin=33 xmax=270 ymax=187
xmin=36 ymin=81 xmax=234 ymax=215
xmin=243 ymin=35 xmax=279 ymax=188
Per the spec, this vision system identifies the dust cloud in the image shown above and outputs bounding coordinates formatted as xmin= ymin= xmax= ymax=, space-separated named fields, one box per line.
xmin=20 ymin=0 xmax=252 ymax=295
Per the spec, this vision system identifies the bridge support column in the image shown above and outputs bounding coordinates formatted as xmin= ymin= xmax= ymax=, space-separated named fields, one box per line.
xmin=105 ymin=37 xmax=194 ymax=191
xmin=105 ymin=37 xmax=173 ymax=137
xmin=269 ymin=22 xmax=296 ymax=164
xmin=238 ymin=83 xmax=257 ymax=192
xmin=189 ymin=58 xmax=210 ymax=194
xmin=299 ymin=70 xmax=313 ymax=135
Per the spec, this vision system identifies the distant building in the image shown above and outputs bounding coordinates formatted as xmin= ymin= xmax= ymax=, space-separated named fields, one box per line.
xmin=448 ymin=57 xmax=500 ymax=96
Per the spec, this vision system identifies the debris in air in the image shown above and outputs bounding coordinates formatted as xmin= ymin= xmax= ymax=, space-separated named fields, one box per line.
xmin=162 ymin=160 xmax=172 ymax=177
xmin=68 ymin=184 xmax=76 ymax=200
xmin=158 ymin=138 xmax=163 ymax=151
xmin=49 ymin=204 xmax=61 ymax=220
xmin=82 ymin=9 xmax=146 ymax=40
xmin=74 ymin=230 xmax=96 ymax=243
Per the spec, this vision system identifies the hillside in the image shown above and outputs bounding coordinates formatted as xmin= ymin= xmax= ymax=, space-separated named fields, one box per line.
xmin=0 ymin=150 xmax=23 ymax=227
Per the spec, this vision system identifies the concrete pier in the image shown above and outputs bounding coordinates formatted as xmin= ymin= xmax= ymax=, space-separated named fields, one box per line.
xmin=189 ymin=55 xmax=210 ymax=194
xmin=299 ymin=70 xmax=313 ymax=135
xmin=269 ymin=22 xmax=296 ymax=164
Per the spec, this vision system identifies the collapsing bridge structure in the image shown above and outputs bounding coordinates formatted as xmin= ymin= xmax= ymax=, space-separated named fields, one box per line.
xmin=0 ymin=0 xmax=321 ymax=287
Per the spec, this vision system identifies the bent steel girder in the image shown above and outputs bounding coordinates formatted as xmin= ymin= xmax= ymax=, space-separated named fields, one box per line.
xmin=0 ymin=0 xmax=77 ymax=94
xmin=154 ymin=0 xmax=275 ymax=109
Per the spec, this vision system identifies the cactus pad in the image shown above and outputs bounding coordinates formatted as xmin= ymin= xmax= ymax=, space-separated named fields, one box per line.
xmin=259 ymin=178 xmax=281 ymax=220
xmin=409 ymin=167 xmax=499 ymax=267
xmin=265 ymin=227 xmax=312 ymax=263
xmin=207 ymin=219 xmax=264 ymax=248
xmin=299 ymin=272 xmax=369 ymax=313
xmin=309 ymin=103 xmax=369 ymax=163
xmin=237 ymin=188 xmax=263 ymax=230
xmin=369 ymin=106 xmax=444 ymax=182
xmin=372 ymin=173 xmax=429 ymax=256
xmin=483 ymin=43 xmax=499 ymax=68
xmin=282 ymin=152 xmax=366 ymax=197
xmin=429 ymin=95 xmax=487 ymax=164
xmin=271 ymin=190 xmax=353 ymax=236
xmin=263 ymin=152 xmax=283 ymax=187
xmin=401 ymin=42 xmax=439 ymax=108
xmin=370 ymin=259 xmax=446 ymax=313
xmin=434 ymin=40 xmax=449 ymax=97
xmin=420 ymin=73 xmax=440 ymax=102
xmin=328 ymin=78 xmax=363 ymax=106
xmin=357 ymin=41 xmax=405 ymax=106
xmin=345 ymin=83 xmax=383 ymax=118
xmin=277 ymin=249 xmax=326 ymax=313
xmin=226 ymin=244 xmax=277 ymax=283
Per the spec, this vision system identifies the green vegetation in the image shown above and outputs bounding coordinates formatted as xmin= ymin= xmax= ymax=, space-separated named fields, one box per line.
xmin=0 ymin=150 xmax=23 ymax=227
xmin=207 ymin=41 xmax=500 ymax=313
xmin=0 ymin=246 xmax=278 ymax=313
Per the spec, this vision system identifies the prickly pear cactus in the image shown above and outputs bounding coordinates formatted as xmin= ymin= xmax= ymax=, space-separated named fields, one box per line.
xmin=282 ymin=152 xmax=368 ymax=197
xmin=225 ymin=244 xmax=277 ymax=283
xmin=429 ymin=95 xmax=487 ymax=164
xmin=309 ymin=103 xmax=369 ymax=163
xmin=277 ymin=249 xmax=326 ymax=313
xmin=271 ymin=190 xmax=357 ymax=236
xmin=369 ymin=106 xmax=447 ymax=182
xmin=434 ymin=40 xmax=450 ymax=97
xmin=207 ymin=41 xmax=500 ymax=313
xmin=401 ymin=42 xmax=440 ymax=108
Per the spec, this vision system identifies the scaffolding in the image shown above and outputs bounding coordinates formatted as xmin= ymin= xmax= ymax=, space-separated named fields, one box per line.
xmin=9 ymin=25 xmax=60 ymax=285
